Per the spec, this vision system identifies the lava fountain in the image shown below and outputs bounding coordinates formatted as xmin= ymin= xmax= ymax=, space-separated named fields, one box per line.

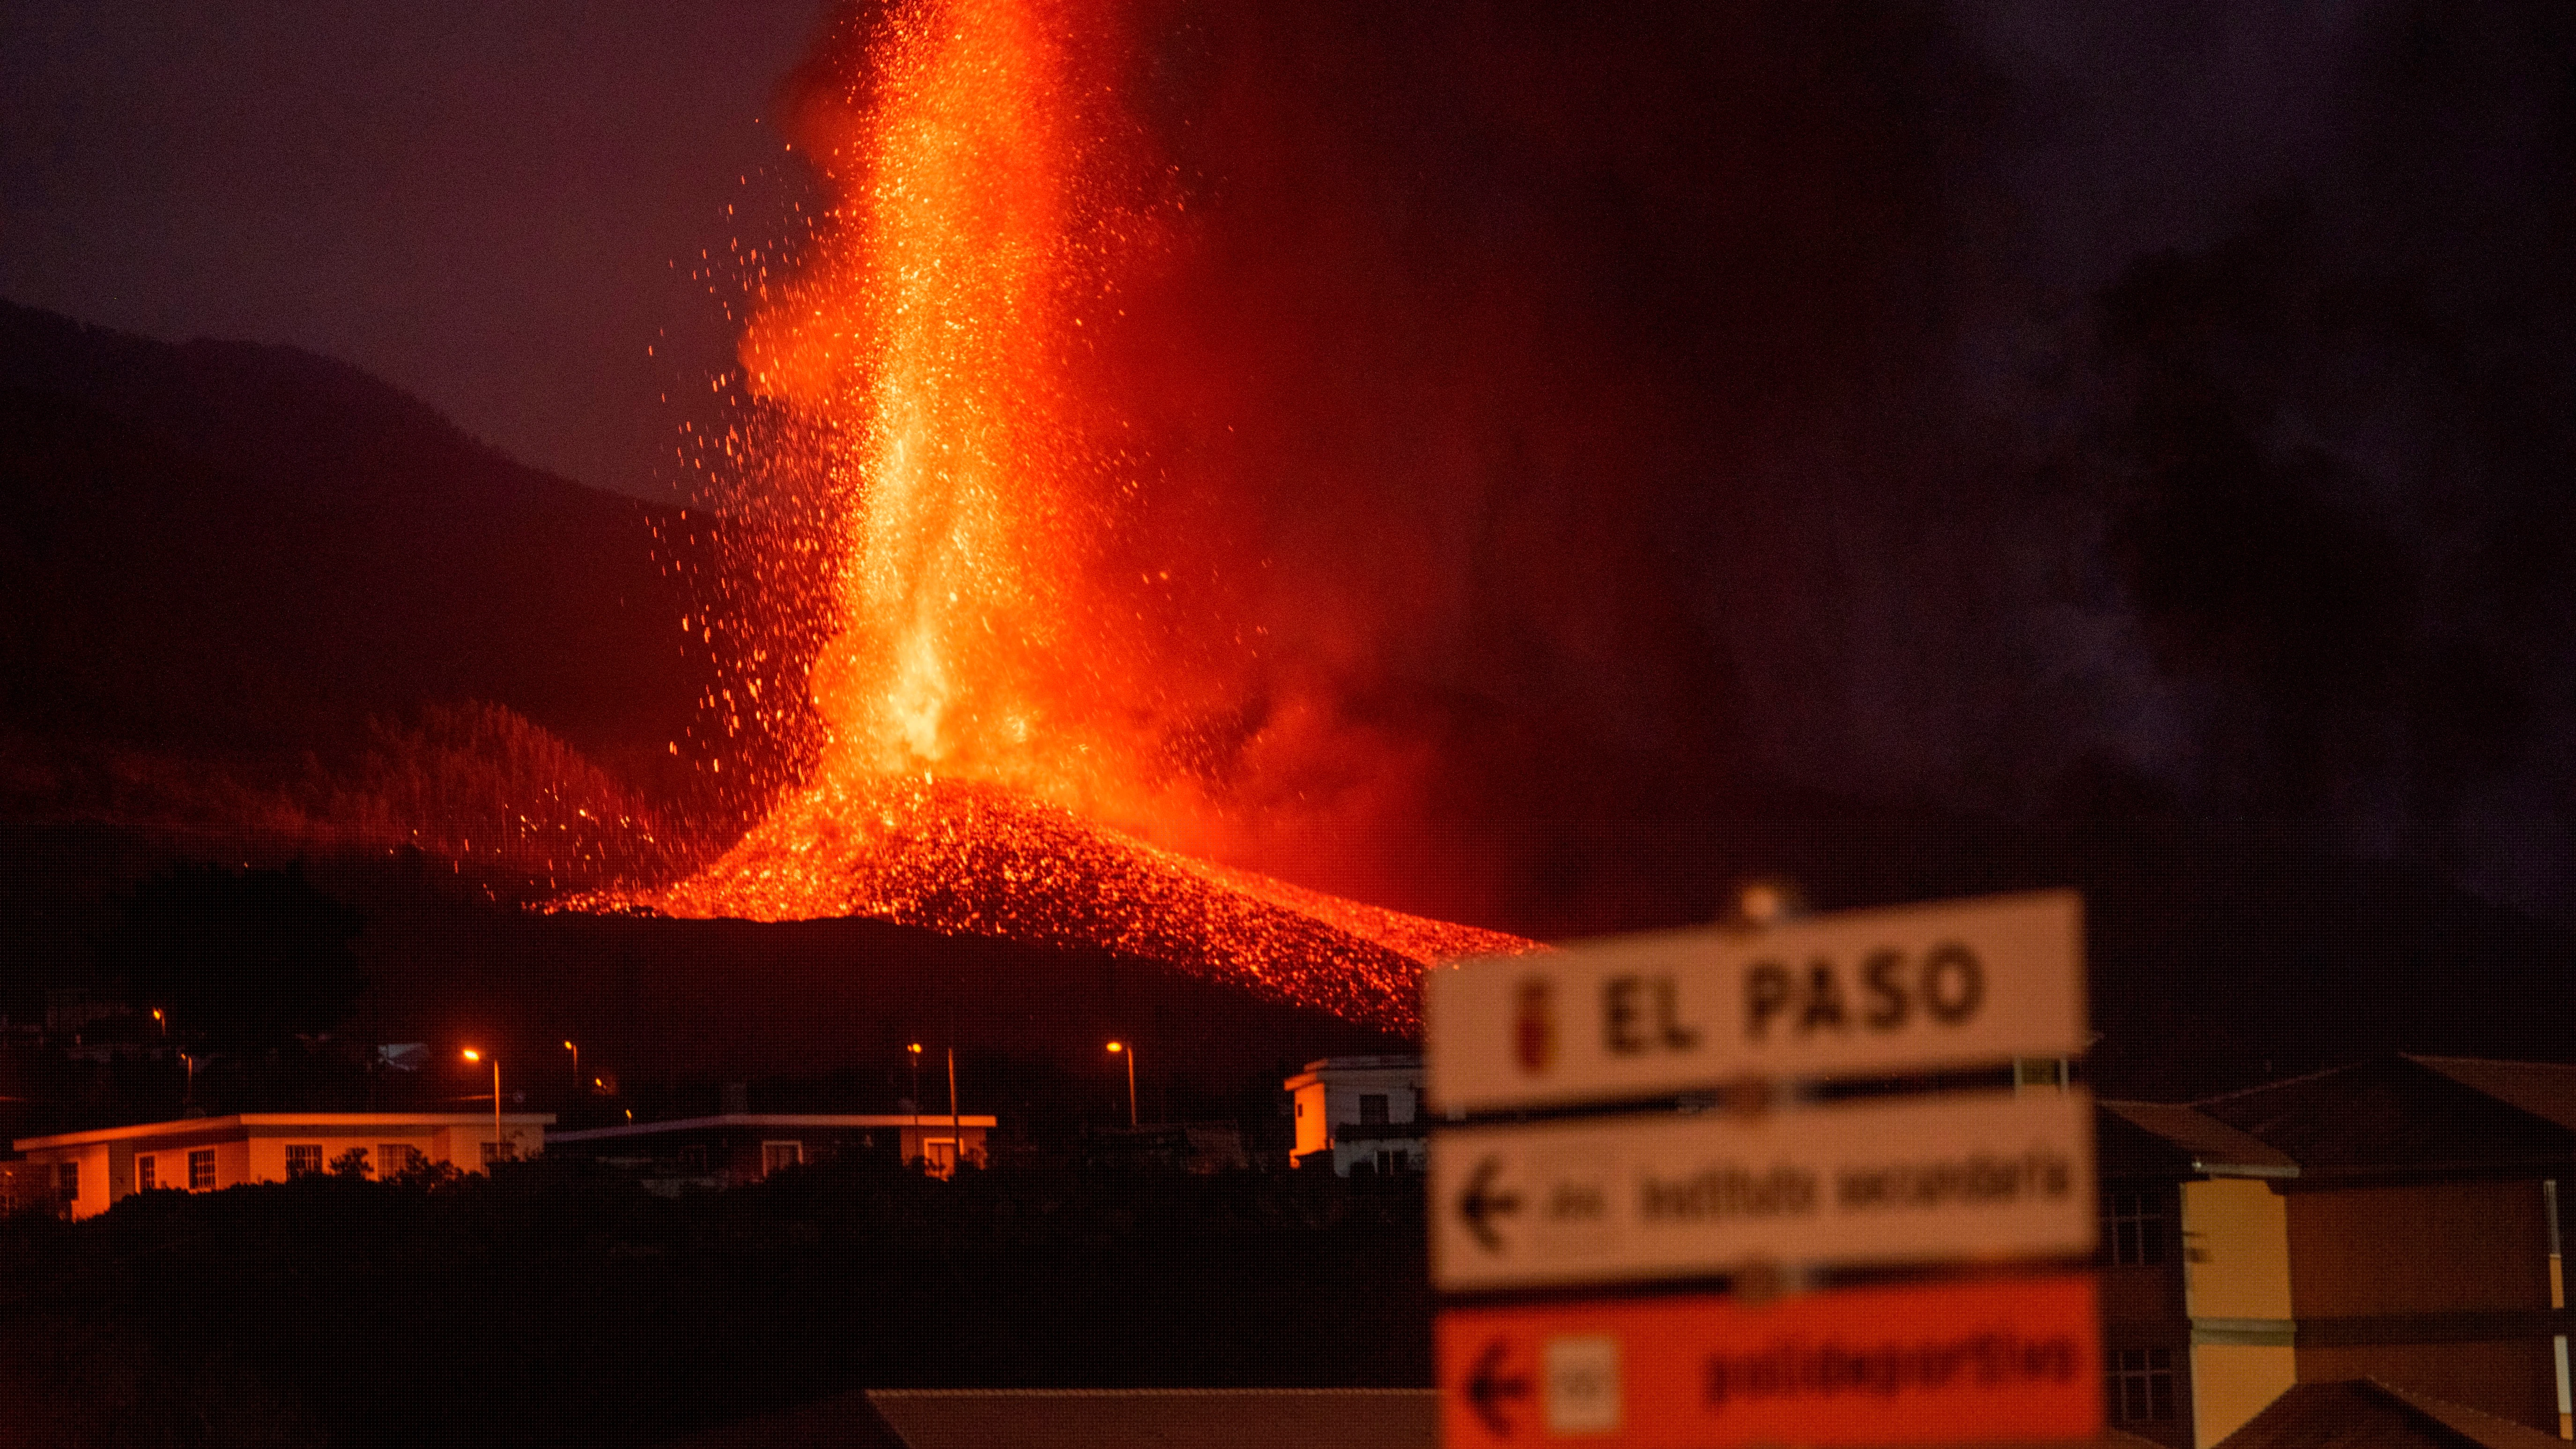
xmin=598 ymin=0 xmax=1532 ymax=1031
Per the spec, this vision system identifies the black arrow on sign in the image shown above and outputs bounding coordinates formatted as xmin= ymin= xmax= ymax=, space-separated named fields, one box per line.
xmin=1466 ymin=1338 xmax=1533 ymax=1438
xmin=1459 ymin=1156 xmax=1523 ymax=1252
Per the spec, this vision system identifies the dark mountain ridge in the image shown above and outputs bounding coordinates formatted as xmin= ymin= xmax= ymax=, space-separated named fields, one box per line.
xmin=0 ymin=300 xmax=713 ymax=790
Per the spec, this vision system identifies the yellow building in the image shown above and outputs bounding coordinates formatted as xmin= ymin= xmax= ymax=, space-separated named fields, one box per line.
xmin=2098 ymin=1100 xmax=2302 ymax=1448
xmin=2101 ymin=1057 xmax=2576 ymax=1446
xmin=13 ymin=1111 xmax=555 ymax=1219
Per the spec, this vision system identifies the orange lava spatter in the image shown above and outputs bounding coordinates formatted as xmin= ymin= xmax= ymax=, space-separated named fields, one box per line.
xmin=586 ymin=0 xmax=1540 ymax=1029
xmin=639 ymin=775 xmax=1530 ymax=1033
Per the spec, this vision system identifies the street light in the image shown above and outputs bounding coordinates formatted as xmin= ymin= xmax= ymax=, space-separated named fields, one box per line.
xmin=907 ymin=1042 xmax=923 ymax=1110
xmin=1106 ymin=1041 xmax=1137 ymax=1128
xmin=563 ymin=1039 xmax=578 ymax=1087
xmin=462 ymin=1048 xmax=502 ymax=1170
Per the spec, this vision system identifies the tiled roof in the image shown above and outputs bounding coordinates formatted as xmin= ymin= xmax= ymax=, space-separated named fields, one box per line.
xmin=661 ymin=1387 xmax=1438 ymax=1449
xmin=2099 ymin=1100 xmax=2298 ymax=1177
xmin=2406 ymin=1056 xmax=2576 ymax=1134
xmin=2214 ymin=1379 xmax=2565 ymax=1449
xmin=2195 ymin=1057 xmax=2576 ymax=1182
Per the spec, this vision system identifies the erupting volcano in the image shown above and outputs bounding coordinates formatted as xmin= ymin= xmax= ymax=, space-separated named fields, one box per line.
xmin=589 ymin=0 xmax=1533 ymax=1031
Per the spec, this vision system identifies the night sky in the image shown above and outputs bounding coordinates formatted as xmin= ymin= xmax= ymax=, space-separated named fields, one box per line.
xmin=5 ymin=1 xmax=2573 ymax=927
xmin=0 ymin=4 xmax=2407 ymax=496
xmin=1 ymin=0 xmax=828 ymax=494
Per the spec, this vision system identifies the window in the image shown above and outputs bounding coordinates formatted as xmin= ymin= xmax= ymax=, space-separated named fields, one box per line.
xmin=285 ymin=1145 xmax=324 ymax=1177
xmin=378 ymin=1144 xmax=420 ymax=1177
xmin=55 ymin=1161 xmax=77 ymax=1203
xmin=480 ymin=1140 xmax=514 ymax=1167
xmin=762 ymin=1141 xmax=804 ymax=1177
xmin=188 ymin=1149 xmax=215 ymax=1190
xmin=1359 ymin=1094 xmax=1390 ymax=1125
xmin=680 ymin=1144 xmax=709 ymax=1173
xmin=137 ymin=1155 xmax=157 ymax=1192
xmin=2105 ymin=1189 xmax=2168 ymax=1265
xmin=2109 ymin=1348 xmax=2176 ymax=1423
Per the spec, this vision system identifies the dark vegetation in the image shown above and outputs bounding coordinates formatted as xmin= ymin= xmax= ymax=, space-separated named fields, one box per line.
xmin=0 ymin=1155 xmax=1434 ymax=1449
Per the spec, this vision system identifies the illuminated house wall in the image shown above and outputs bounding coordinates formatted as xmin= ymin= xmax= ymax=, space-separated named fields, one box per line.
xmin=2180 ymin=1176 xmax=2297 ymax=1448
xmin=2095 ymin=1100 xmax=2300 ymax=1449
xmin=1280 ymin=1055 xmax=1425 ymax=1176
xmin=10 ymin=1112 xmax=556 ymax=1219
xmin=548 ymin=1112 xmax=997 ymax=1187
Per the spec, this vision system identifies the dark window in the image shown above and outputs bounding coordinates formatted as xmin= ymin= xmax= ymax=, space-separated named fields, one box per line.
xmin=762 ymin=1141 xmax=804 ymax=1176
xmin=285 ymin=1145 xmax=324 ymax=1177
xmin=680 ymin=1145 xmax=709 ymax=1173
xmin=2109 ymin=1348 xmax=2176 ymax=1423
xmin=55 ymin=1161 xmax=77 ymax=1203
xmin=1359 ymin=1094 xmax=1390 ymax=1125
xmin=379 ymin=1144 xmax=420 ymax=1176
xmin=137 ymin=1155 xmax=157 ymax=1192
xmin=188 ymin=1149 xmax=215 ymax=1190
xmin=2105 ymin=1189 xmax=2168 ymax=1265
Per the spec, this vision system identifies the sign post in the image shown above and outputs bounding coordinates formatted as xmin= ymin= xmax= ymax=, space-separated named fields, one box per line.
xmin=1426 ymin=890 xmax=2101 ymax=1448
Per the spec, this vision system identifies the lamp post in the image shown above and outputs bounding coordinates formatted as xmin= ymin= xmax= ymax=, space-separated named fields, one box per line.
xmin=563 ymin=1040 xmax=578 ymax=1090
xmin=463 ymin=1048 xmax=502 ymax=1170
xmin=1106 ymin=1041 xmax=1137 ymax=1128
xmin=947 ymin=1045 xmax=962 ymax=1174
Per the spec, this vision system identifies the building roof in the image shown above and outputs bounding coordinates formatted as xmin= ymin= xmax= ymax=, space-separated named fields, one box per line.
xmin=663 ymin=1388 xmax=1437 ymax=1449
xmin=2406 ymin=1056 xmax=2576 ymax=1133
xmin=2195 ymin=1056 xmax=2576 ymax=1184
xmin=2098 ymin=1100 xmax=2300 ymax=1178
xmin=14 ymin=1112 xmax=555 ymax=1151
xmin=2214 ymin=1379 xmax=2567 ymax=1449
xmin=548 ymin=1113 xmax=995 ymax=1144
xmin=662 ymin=1387 xmax=2174 ymax=1449
xmin=1284 ymin=1055 xmax=1423 ymax=1090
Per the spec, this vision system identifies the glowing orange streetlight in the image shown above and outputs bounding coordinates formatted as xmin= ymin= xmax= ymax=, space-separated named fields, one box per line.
xmin=563 ymin=1039 xmax=579 ymax=1093
xmin=907 ymin=1042 xmax=924 ymax=1111
xmin=462 ymin=1048 xmax=502 ymax=1170
xmin=1106 ymin=1041 xmax=1137 ymax=1127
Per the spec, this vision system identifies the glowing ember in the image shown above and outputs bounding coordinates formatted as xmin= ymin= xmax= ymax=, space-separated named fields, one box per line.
xmin=590 ymin=0 xmax=1538 ymax=1029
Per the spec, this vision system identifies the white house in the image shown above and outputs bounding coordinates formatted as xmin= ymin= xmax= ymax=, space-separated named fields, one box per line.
xmin=12 ymin=1111 xmax=554 ymax=1219
xmin=1283 ymin=1055 xmax=1427 ymax=1175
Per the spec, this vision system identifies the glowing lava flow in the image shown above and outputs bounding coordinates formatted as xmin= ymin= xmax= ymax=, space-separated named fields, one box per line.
xmin=597 ymin=0 xmax=1535 ymax=1031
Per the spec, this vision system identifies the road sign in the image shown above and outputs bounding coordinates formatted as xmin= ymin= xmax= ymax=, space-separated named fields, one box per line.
xmin=1428 ymin=890 xmax=2084 ymax=1115
xmin=1437 ymin=1272 xmax=2102 ymax=1448
xmin=1430 ymin=1090 xmax=2094 ymax=1293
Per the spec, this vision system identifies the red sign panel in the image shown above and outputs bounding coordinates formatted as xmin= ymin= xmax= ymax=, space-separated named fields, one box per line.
xmin=1437 ymin=1273 xmax=2102 ymax=1449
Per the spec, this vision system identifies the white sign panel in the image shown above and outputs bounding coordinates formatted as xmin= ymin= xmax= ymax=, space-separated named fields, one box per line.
xmin=1430 ymin=1089 xmax=2096 ymax=1293
xmin=1429 ymin=890 xmax=2084 ymax=1115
